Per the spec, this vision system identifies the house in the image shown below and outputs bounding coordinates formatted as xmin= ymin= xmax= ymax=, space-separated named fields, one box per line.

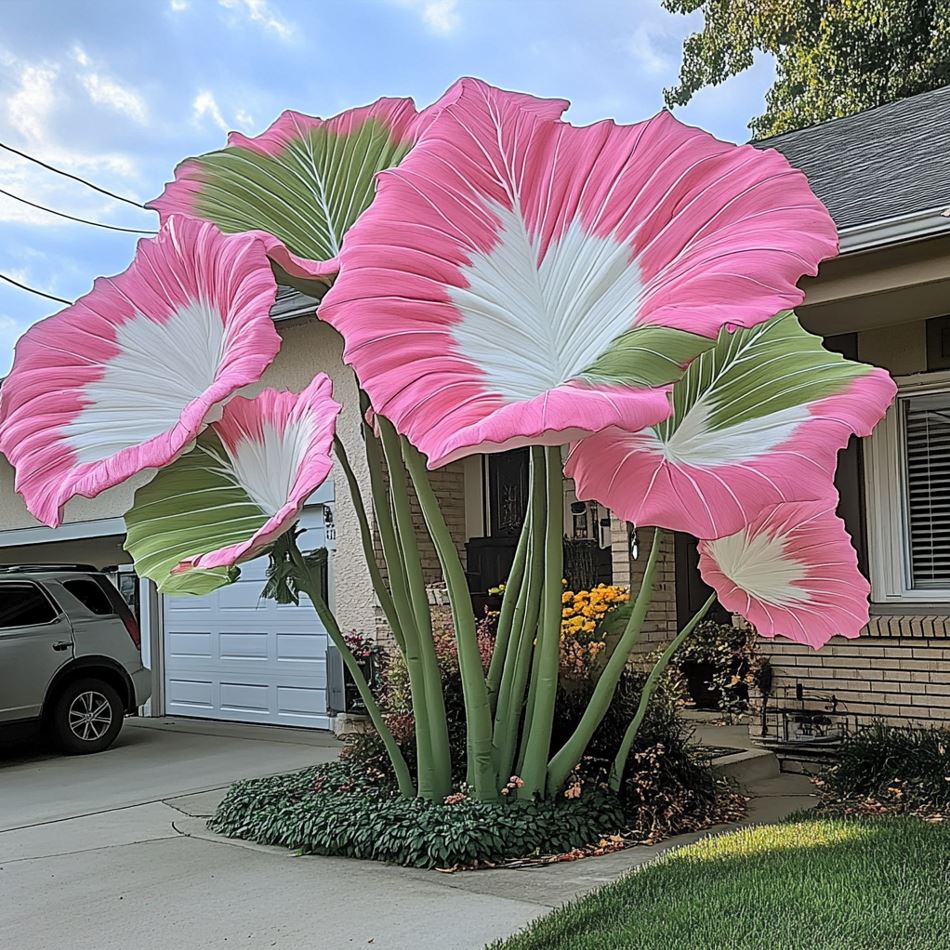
xmin=675 ymin=85 xmax=950 ymax=734
xmin=2 ymin=86 xmax=948 ymax=737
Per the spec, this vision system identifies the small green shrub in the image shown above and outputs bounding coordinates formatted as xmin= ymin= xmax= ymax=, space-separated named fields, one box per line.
xmin=668 ymin=619 xmax=761 ymax=718
xmin=818 ymin=721 xmax=950 ymax=815
xmin=553 ymin=671 xmax=731 ymax=839
xmin=209 ymin=760 xmax=630 ymax=869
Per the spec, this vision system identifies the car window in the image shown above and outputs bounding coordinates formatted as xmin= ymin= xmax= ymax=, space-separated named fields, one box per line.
xmin=62 ymin=579 xmax=115 ymax=616
xmin=0 ymin=584 xmax=58 ymax=628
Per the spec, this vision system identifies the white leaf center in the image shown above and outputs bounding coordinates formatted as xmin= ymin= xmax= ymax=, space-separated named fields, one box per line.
xmin=225 ymin=417 xmax=314 ymax=517
xmin=707 ymin=528 xmax=809 ymax=607
xmin=655 ymin=401 xmax=811 ymax=466
xmin=448 ymin=206 xmax=643 ymax=402
xmin=65 ymin=299 xmax=227 ymax=464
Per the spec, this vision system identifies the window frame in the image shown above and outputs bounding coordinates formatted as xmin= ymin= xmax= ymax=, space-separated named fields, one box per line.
xmin=865 ymin=368 xmax=950 ymax=604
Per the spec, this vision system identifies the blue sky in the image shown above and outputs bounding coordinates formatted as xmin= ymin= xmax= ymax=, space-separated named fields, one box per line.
xmin=0 ymin=0 xmax=775 ymax=375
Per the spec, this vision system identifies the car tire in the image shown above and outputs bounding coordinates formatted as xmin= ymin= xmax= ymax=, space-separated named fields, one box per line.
xmin=50 ymin=678 xmax=124 ymax=755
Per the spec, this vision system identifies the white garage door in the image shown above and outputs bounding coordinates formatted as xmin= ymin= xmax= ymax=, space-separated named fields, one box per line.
xmin=162 ymin=508 xmax=331 ymax=729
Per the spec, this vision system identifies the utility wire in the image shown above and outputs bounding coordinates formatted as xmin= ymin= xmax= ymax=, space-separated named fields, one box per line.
xmin=0 ymin=188 xmax=157 ymax=234
xmin=0 ymin=272 xmax=71 ymax=306
xmin=0 ymin=141 xmax=149 ymax=210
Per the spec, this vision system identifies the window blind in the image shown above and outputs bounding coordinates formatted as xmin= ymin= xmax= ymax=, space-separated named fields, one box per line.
xmin=904 ymin=394 xmax=950 ymax=588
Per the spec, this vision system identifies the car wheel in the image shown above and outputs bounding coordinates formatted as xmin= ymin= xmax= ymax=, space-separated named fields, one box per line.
xmin=50 ymin=678 xmax=124 ymax=755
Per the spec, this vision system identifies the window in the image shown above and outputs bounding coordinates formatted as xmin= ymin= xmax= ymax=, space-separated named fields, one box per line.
xmin=63 ymin=579 xmax=114 ymax=616
xmin=0 ymin=584 xmax=58 ymax=628
xmin=865 ymin=372 xmax=950 ymax=603
xmin=902 ymin=393 xmax=950 ymax=588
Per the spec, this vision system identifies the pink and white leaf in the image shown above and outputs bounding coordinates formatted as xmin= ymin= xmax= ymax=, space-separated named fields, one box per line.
xmin=697 ymin=500 xmax=869 ymax=649
xmin=320 ymin=78 xmax=838 ymax=467
xmin=0 ymin=217 xmax=281 ymax=527
xmin=566 ymin=312 xmax=897 ymax=538
xmin=124 ymin=375 xmax=341 ymax=594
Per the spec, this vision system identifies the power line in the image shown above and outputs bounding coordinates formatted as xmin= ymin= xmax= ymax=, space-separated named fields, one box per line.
xmin=0 ymin=141 xmax=149 ymax=211
xmin=0 ymin=188 xmax=157 ymax=234
xmin=0 ymin=273 xmax=71 ymax=306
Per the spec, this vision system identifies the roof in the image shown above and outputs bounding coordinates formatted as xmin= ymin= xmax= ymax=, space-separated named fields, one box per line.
xmin=756 ymin=85 xmax=950 ymax=232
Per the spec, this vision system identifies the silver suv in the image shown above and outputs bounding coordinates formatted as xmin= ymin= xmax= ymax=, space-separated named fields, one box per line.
xmin=0 ymin=565 xmax=151 ymax=754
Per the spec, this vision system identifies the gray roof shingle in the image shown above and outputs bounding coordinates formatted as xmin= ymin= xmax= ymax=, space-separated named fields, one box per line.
xmin=755 ymin=85 xmax=950 ymax=230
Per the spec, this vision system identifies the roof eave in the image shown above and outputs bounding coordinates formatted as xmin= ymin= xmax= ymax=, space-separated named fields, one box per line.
xmin=838 ymin=205 xmax=950 ymax=255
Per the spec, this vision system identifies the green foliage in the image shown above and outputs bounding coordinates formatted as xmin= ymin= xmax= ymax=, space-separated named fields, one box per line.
xmin=668 ymin=619 xmax=761 ymax=718
xmin=208 ymin=760 xmax=629 ymax=869
xmin=262 ymin=527 xmax=328 ymax=605
xmin=818 ymin=721 xmax=950 ymax=815
xmin=553 ymin=671 xmax=733 ymax=839
xmin=345 ymin=650 xmax=738 ymax=844
xmin=662 ymin=0 xmax=950 ymax=137
xmin=490 ymin=814 xmax=950 ymax=949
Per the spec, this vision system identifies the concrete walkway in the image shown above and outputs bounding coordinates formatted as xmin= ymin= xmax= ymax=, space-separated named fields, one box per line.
xmin=0 ymin=717 xmax=816 ymax=950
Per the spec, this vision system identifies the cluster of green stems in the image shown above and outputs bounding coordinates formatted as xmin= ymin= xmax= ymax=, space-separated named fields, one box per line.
xmin=288 ymin=410 xmax=714 ymax=802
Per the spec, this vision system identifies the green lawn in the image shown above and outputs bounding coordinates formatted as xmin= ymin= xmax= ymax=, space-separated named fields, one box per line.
xmin=490 ymin=815 xmax=950 ymax=950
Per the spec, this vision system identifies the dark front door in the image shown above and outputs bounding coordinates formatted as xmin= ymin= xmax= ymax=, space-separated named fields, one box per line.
xmin=466 ymin=449 xmax=530 ymax=595
xmin=488 ymin=448 xmax=529 ymax=537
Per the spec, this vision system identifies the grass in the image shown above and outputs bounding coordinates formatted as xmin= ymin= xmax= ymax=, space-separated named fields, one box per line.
xmin=490 ymin=814 xmax=950 ymax=950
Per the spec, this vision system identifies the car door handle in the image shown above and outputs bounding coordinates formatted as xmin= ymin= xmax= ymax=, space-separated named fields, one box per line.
xmin=52 ymin=640 xmax=71 ymax=652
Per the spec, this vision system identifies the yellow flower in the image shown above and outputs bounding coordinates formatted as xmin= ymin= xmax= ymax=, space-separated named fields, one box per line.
xmin=583 ymin=620 xmax=596 ymax=632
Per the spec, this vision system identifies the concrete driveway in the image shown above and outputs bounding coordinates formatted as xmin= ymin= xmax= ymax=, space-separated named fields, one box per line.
xmin=0 ymin=717 xmax=549 ymax=950
xmin=0 ymin=716 xmax=817 ymax=950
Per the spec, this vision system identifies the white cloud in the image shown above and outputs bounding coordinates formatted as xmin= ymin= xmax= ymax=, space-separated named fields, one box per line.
xmin=80 ymin=73 xmax=149 ymax=125
xmin=71 ymin=45 xmax=149 ymax=125
xmin=390 ymin=0 xmax=461 ymax=35
xmin=0 ymin=48 xmax=143 ymax=228
xmin=235 ymin=108 xmax=255 ymax=129
xmin=217 ymin=0 xmax=292 ymax=40
xmin=169 ymin=0 xmax=189 ymax=10
xmin=192 ymin=90 xmax=230 ymax=132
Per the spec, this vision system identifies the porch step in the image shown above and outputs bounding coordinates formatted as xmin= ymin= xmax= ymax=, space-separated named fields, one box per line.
xmin=710 ymin=746 xmax=781 ymax=785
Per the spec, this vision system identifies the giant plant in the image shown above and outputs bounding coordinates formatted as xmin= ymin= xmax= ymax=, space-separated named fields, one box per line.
xmin=0 ymin=79 xmax=896 ymax=803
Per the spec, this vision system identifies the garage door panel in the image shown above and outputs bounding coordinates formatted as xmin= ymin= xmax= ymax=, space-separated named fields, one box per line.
xmin=219 ymin=682 xmax=270 ymax=713
xmin=218 ymin=631 xmax=270 ymax=660
xmin=277 ymin=686 xmax=326 ymax=718
xmin=166 ymin=631 xmax=213 ymax=657
xmin=163 ymin=508 xmax=331 ymax=728
xmin=276 ymin=632 xmax=325 ymax=662
xmin=165 ymin=677 xmax=215 ymax=710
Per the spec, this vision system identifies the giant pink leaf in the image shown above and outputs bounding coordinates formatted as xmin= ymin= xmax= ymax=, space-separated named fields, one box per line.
xmin=0 ymin=217 xmax=280 ymax=527
xmin=697 ymin=500 xmax=869 ymax=648
xmin=565 ymin=312 xmax=897 ymax=538
xmin=319 ymin=78 xmax=838 ymax=467
xmin=148 ymin=83 xmax=569 ymax=285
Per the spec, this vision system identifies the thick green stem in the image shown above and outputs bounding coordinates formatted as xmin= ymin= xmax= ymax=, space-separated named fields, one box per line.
xmin=493 ymin=460 xmax=545 ymax=784
xmin=402 ymin=439 xmax=498 ymax=801
xmin=333 ymin=436 xmax=405 ymax=653
xmin=289 ymin=543 xmax=414 ymax=798
xmin=545 ymin=528 xmax=664 ymax=795
xmin=486 ymin=495 xmax=531 ymax=712
xmin=517 ymin=446 xmax=564 ymax=799
xmin=609 ymin=592 xmax=716 ymax=791
xmin=378 ymin=417 xmax=452 ymax=800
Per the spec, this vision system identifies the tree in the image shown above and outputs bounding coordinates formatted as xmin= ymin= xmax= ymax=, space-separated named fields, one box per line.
xmin=663 ymin=0 xmax=950 ymax=138
xmin=0 ymin=78 xmax=895 ymax=805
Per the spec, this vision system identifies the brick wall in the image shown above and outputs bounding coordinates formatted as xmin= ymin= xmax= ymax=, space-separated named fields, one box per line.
xmin=609 ymin=521 xmax=678 ymax=654
xmin=371 ymin=458 xmax=467 ymax=643
xmin=758 ymin=620 xmax=950 ymax=727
